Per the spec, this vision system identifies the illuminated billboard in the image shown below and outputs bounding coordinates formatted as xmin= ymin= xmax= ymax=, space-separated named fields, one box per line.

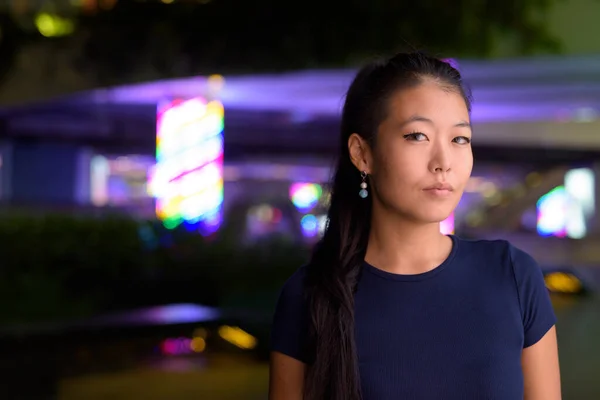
xmin=537 ymin=168 xmax=595 ymax=239
xmin=149 ymin=97 xmax=224 ymax=233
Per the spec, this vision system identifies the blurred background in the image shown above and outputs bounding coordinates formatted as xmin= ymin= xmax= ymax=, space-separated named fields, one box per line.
xmin=0 ymin=0 xmax=599 ymax=399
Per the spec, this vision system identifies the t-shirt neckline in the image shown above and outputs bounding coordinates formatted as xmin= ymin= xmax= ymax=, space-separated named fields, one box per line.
xmin=363 ymin=235 xmax=460 ymax=282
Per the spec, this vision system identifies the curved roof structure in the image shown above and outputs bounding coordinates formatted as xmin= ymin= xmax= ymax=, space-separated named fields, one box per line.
xmin=3 ymin=54 xmax=600 ymax=151
xmin=97 ymin=55 xmax=600 ymax=121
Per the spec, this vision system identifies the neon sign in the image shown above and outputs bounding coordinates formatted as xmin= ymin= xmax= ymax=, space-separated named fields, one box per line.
xmin=149 ymin=97 xmax=224 ymax=233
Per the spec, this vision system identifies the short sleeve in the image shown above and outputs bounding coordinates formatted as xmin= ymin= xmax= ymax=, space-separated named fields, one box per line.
xmin=509 ymin=244 xmax=557 ymax=348
xmin=270 ymin=266 xmax=310 ymax=363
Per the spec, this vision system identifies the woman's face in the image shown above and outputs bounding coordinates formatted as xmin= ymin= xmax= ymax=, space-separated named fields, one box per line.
xmin=358 ymin=80 xmax=473 ymax=224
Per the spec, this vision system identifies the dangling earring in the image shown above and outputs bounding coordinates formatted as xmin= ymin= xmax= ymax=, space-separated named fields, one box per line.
xmin=359 ymin=171 xmax=369 ymax=198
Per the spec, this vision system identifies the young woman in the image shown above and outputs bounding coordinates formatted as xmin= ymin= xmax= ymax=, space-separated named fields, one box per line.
xmin=269 ymin=52 xmax=561 ymax=400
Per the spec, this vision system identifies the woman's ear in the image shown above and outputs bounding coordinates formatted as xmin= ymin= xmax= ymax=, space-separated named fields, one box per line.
xmin=348 ymin=133 xmax=373 ymax=174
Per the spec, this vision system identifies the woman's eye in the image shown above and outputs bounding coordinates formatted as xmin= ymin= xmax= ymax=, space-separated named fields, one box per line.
xmin=403 ymin=132 xmax=427 ymax=141
xmin=453 ymin=136 xmax=471 ymax=145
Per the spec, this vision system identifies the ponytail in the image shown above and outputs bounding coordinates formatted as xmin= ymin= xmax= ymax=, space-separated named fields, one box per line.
xmin=303 ymin=155 xmax=371 ymax=400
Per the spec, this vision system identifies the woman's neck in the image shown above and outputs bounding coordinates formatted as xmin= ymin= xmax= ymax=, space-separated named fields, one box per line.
xmin=364 ymin=206 xmax=453 ymax=275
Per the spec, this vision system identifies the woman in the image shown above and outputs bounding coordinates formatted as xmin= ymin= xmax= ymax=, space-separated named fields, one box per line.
xmin=269 ymin=52 xmax=561 ymax=400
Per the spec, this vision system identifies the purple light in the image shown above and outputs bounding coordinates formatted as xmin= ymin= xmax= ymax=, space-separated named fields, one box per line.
xmin=160 ymin=337 xmax=194 ymax=356
xmin=93 ymin=72 xmax=600 ymax=125
xmin=82 ymin=303 xmax=221 ymax=328
xmin=442 ymin=58 xmax=460 ymax=71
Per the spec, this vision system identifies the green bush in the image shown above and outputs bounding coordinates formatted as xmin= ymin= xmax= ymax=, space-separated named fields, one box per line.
xmin=0 ymin=213 xmax=151 ymax=323
xmin=0 ymin=209 xmax=310 ymax=325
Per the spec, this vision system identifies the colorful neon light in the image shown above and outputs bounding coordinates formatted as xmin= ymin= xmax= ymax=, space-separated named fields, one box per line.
xmin=536 ymin=168 xmax=596 ymax=239
xmin=289 ymin=183 xmax=322 ymax=211
xmin=150 ymin=97 xmax=224 ymax=232
xmin=537 ymin=186 xmax=568 ymax=237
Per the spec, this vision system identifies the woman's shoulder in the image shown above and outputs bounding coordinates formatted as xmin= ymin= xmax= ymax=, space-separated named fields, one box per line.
xmin=277 ymin=265 xmax=309 ymax=303
xmin=454 ymin=235 xmax=542 ymax=277
xmin=271 ymin=265 xmax=311 ymax=361
xmin=455 ymin=234 xmax=510 ymax=252
xmin=455 ymin=235 xmax=529 ymax=258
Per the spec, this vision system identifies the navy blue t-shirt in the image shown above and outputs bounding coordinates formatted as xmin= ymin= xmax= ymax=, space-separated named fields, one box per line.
xmin=271 ymin=236 xmax=557 ymax=399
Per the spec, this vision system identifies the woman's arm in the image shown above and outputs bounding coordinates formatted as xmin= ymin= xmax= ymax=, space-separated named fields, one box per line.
xmin=521 ymin=326 xmax=561 ymax=400
xmin=269 ymin=351 xmax=306 ymax=400
xmin=269 ymin=266 xmax=310 ymax=399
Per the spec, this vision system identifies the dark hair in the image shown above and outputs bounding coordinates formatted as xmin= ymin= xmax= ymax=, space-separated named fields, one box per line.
xmin=303 ymin=52 xmax=472 ymax=400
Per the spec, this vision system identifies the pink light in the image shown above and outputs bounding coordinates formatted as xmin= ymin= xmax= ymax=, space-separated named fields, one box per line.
xmin=161 ymin=338 xmax=178 ymax=355
xmin=160 ymin=337 xmax=194 ymax=356
xmin=440 ymin=212 xmax=455 ymax=235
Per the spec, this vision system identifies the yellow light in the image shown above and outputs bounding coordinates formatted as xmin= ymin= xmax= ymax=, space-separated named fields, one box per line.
xmin=190 ymin=337 xmax=206 ymax=353
xmin=544 ymin=272 xmax=583 ymax=294
xmin=206 ymin=100 xmax=225 ymax=116
xmin=218 ymin=326 xmax=257 ymax=350
xmin=35 ymin=13 xmax=75 ymax=38
xmin=207 ymin=75 xmax=226 ymax=93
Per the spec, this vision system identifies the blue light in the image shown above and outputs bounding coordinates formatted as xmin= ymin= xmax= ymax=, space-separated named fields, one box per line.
xmin=301 ymin=214 xmax=319 ymax=237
